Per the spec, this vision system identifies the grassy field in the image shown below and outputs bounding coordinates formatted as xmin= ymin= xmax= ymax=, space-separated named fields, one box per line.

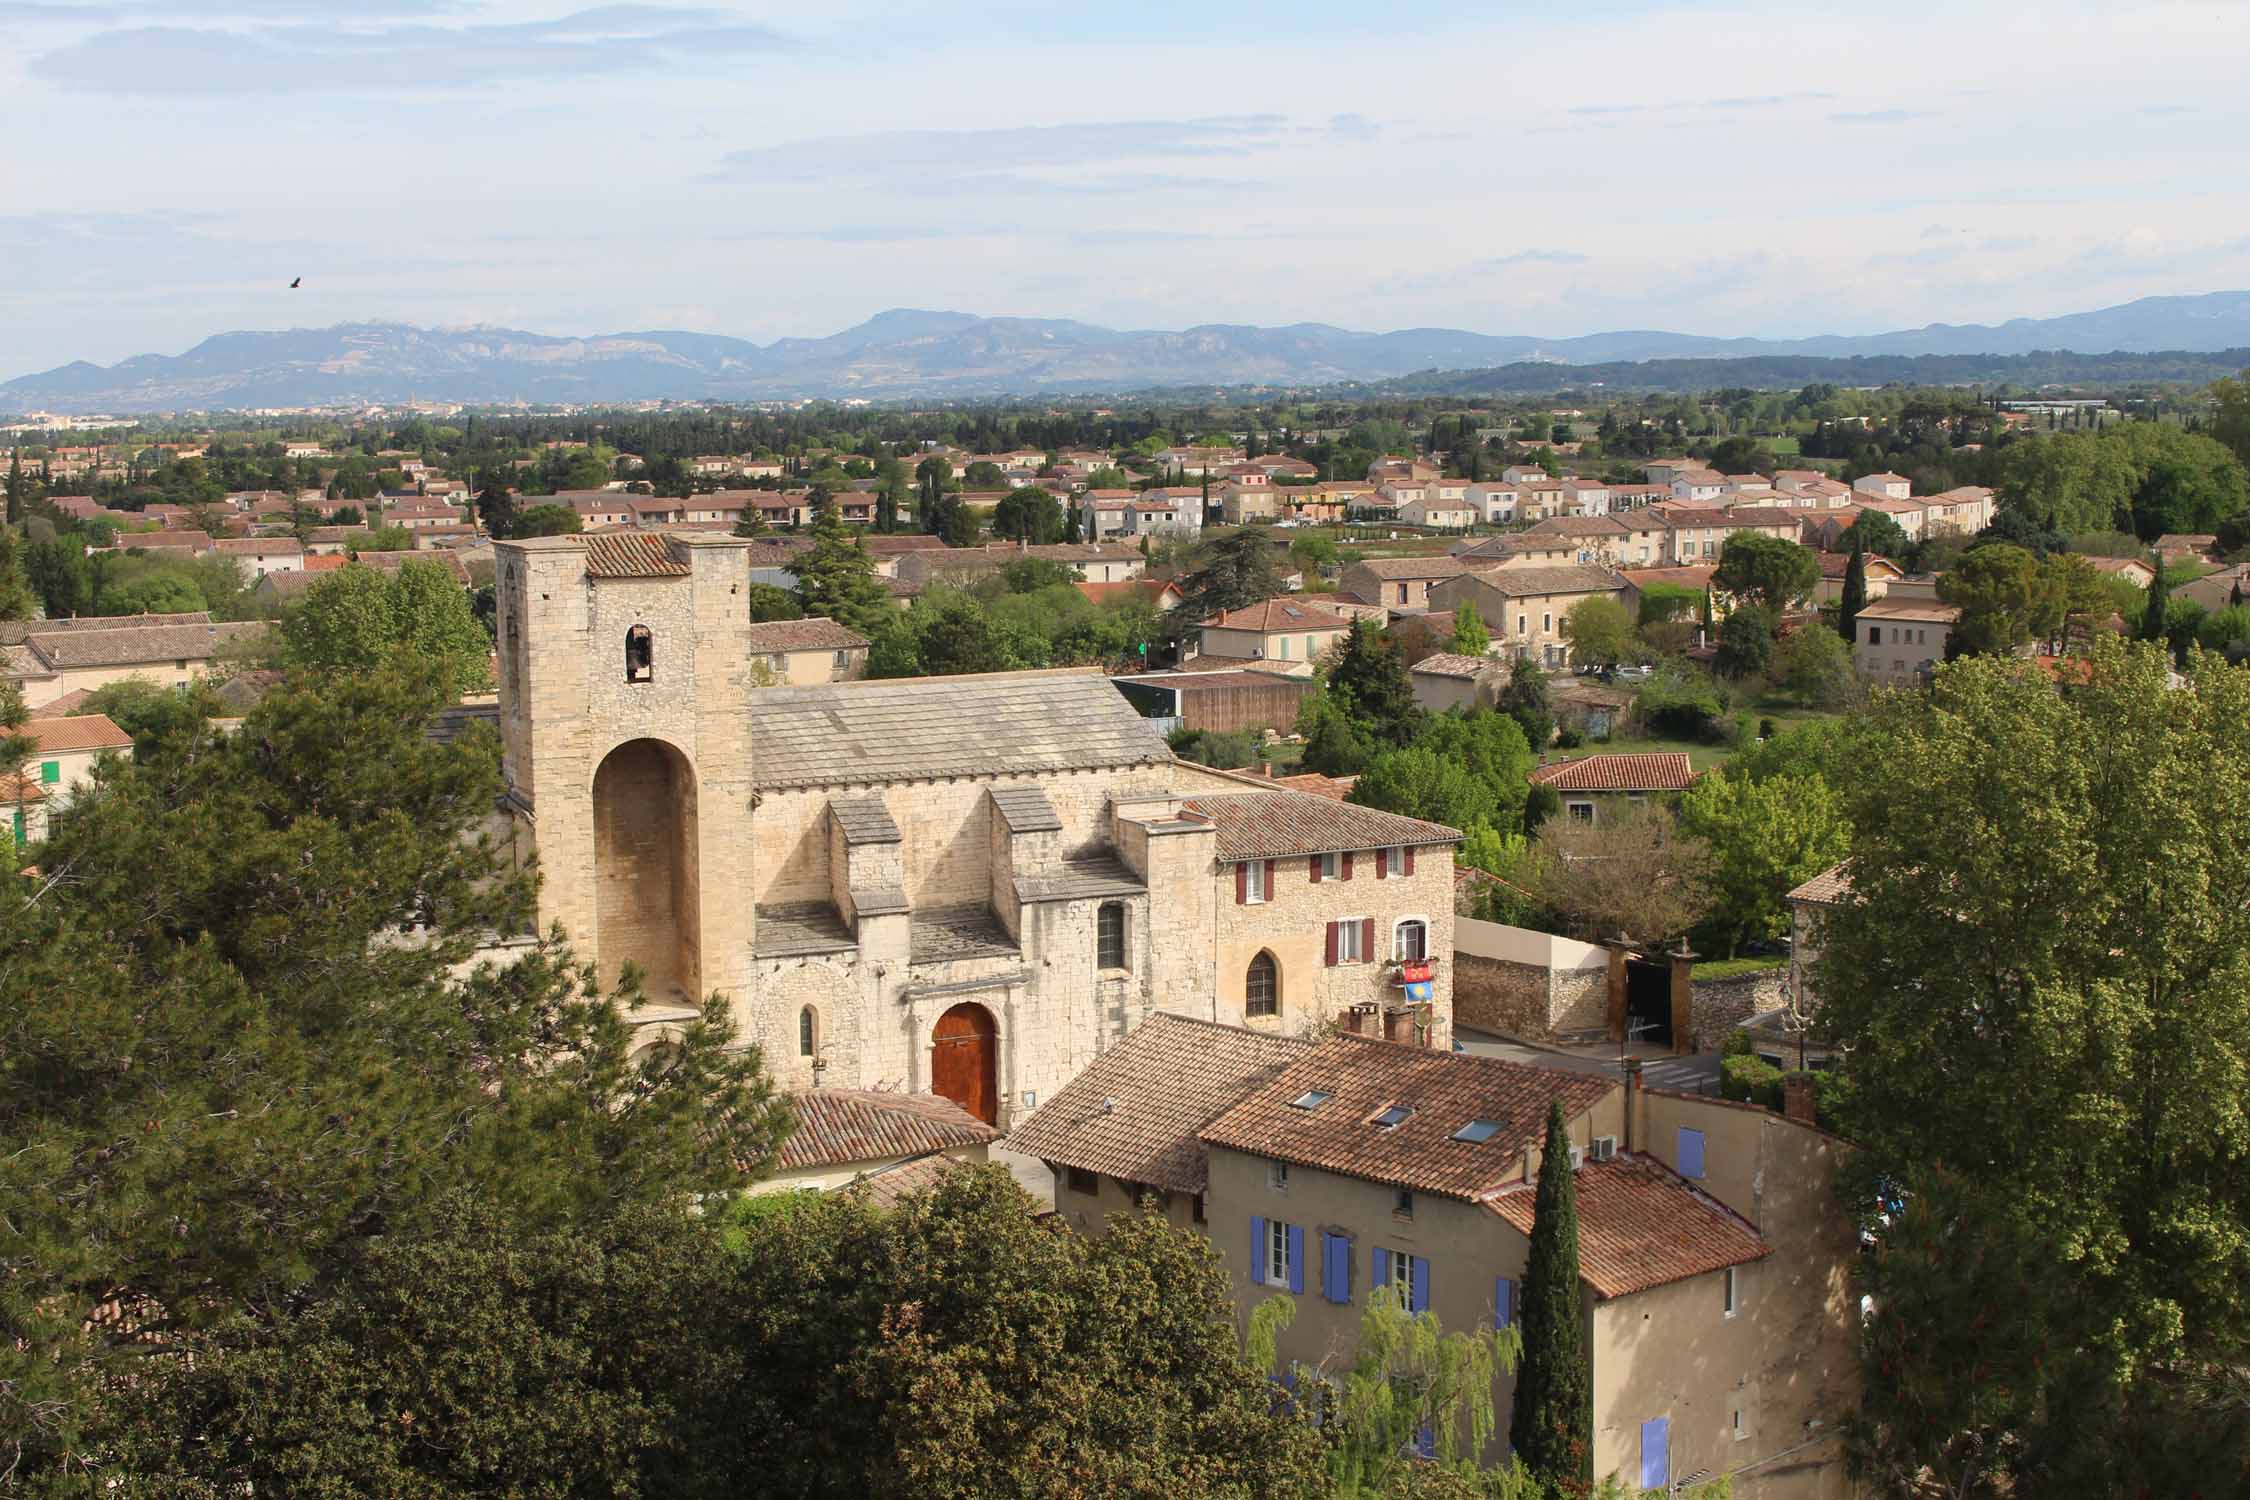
xmin=1556 ymin=701 xmax=1842 ymax=774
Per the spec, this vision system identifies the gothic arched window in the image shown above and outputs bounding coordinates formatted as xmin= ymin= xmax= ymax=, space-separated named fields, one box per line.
xmin=799 ymin=1005 xmax=818 ymax=1058
xmin=1246 ymin=951 xmax=1280 ymax=1019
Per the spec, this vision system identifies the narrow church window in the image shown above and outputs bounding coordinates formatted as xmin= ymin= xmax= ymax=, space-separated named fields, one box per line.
xmin=1246 ymin=951 xmax=1280 ymax=1018
xmin=626 ymin=624 xmax=654 ymax=683
xmin=799 ymin=1005 xmax=818 ymax=1058
xmin=1097 ymin=902 xmax=1128 ymax=970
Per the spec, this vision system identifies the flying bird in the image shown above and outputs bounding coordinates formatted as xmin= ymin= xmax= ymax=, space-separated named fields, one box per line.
xmin=289 ymin=277 xmax=301 ymax=289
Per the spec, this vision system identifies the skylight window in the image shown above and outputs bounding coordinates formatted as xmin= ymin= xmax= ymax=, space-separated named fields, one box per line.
xmin=1372 ymin=1105 xmax=1415 ymax=1129
xmin=1452 ymin=1119 xmax=1505 ymax=1143
xmin=1289 ymin=1090 xmax=1334 ymax=1111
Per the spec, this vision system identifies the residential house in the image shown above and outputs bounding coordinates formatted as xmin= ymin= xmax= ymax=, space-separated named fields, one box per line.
xmin=1195 ymin=599 xmax=1356 ymax=674
xmin=213 ymin=536 xmax=306 ymax=578
xmin=1500 ymin=465 xmax=1550 ymax=485
xmin=1617 ymin=565 xmax=1718 ymax=622
xmin=1650 ymin=505 xmax=1801 ymax=565
xmin=1401 ymin=493 xmax=1478 ymax=531
xmin=1079 ymin=490 xmax=1142 ymax=539
xmin=1919 ymin=487 xmax=1994 ymax=536
xmin=1289 ymin=591 xmax=1389 ymax=626
xmin=1561 ymin=479 xmax=1613 ymax=516
xmin=1668 ymin=469 xmax=1729 ymax=504
xmin=1550 ymin=679 xmax=1637 ymax=740
xmin=1408 ymin=652 xmax=1507 ymax=714
xmin=1022 ymin=1023 xmax=1859 ymax=1497
xmin=1856 ymin=496 xmax=1926 ymax=543
xmin=1221 ymin=479 xmax=1285 ymax=525
xmin=2176 ymin=561 xmax=2249 ymax=613
xmin=1812 ymin=552 xmax=1903 ymax=604
xmin=1529 ymin=752 xmax=1700 ymax=823
xmin=1851 ymin=472 xmax=1912 ymax=501
xmin=1427 ymin=565 xmax=1629 ymax=669
xmin=1467 ymin=481 xmax=1521 ymax=524
xmin=380 ymin=502 xmax=466 ymax=531
xmin=1853 ymin=592 xmax=1959 ymax=685
xmin=744 ymin=618 xmax=870 ymax=685
xmin=1341 ymin=557 xmax=1474 ymax=611
xmin=1370 ymin=458 xmax=1442 ymax=484
xmin=302 ymin=524 xmax=371 ymax=556
xmin=1504 ymin=516 xmax=1667 ymax=570
xmin=1076 ymin=578 xmax=1187 ymax=612
xmin=1 ymin=614 xmax=270 ymax=710
xmin=2154 ymin=533 xmax=2220 ymax=565
xmin=21 ymin=712 xmax=133 ymax=795
xmin=2085 ymin=555 xmax=2157 ymax=589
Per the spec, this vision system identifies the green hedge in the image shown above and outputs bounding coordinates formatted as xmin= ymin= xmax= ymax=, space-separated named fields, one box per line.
xmin=1720 ymin=1054 xmax=1784 ymax=1110
xmin=1692 ymin=954 xmax=1787 ymax=982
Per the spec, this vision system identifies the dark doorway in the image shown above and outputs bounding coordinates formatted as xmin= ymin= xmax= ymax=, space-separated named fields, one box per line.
xmin=1624 ymin=957 xmax=1672 ymax=1047
xmin=932 ymin=1002 xmax=999 ymax=1124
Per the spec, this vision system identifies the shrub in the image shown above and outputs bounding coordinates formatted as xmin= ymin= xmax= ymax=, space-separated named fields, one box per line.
xmin=1720 ymin=1054 xmax=1784 ymax=1110
xmin=1554 ymin=725 xmax=1584 ymax=749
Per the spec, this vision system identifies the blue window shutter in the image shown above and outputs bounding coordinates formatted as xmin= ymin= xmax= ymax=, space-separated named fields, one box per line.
xmin=1415 ymin=1423 xmax=1435 ymax=1459
xmin=1251 ymin=1217 xmax=1266 ymax=1286
xmin=1410 ymin=1255 xmax=1431 ymax=1314
xmin=1641 ymin=1416 xmax=1670 ymax=1490
xmin=1494 ymin=1276 xmax=1514 ymax=1328
xmin=1678 ymin=1127 xmax=1707 ymax=1180
xmin=1287 ymin=1225 xmax=1305 ymax=1294
xmin=1373 ymin=1247 xmax=1390 ymax=1297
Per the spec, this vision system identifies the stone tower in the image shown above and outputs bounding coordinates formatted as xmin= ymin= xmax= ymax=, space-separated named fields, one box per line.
xmin=493 ymin=532 xmax=756 ymax=1007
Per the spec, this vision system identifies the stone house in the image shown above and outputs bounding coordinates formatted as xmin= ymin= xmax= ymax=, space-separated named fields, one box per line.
xmin=1408 ymin=652 xmax=1506 ymax=713
xmin=1425 ymin=564 xmax=1627 ymax=669
xmin=1195 ymin=599 xmax=1355 ymax=674
xmin=1341 ymin=557 xmax=1474 ymax=611
xmin=481 ymin=532 xmax=1460 ymax=1134
xmin=1530 ymin=752 xmax=1700 ymax=824
xmin=1 ymin=614 xmax=270 ymax=710
xmin=1853 ymin=596 xmax=1958 ymax=685
xmin=1022 ymin=1022 xmax=1860 ymax=1499
xmin=743 ymin=617 xmax=870 ymax=685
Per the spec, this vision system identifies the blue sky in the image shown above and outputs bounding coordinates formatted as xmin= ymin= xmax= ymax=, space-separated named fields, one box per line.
xmin=1 ymin=0 xmax=2246 ymax=376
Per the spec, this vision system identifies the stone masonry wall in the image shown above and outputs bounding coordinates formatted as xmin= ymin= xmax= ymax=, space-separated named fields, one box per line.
xmin=1690 ymin=969 xmax=1789 ymax=1052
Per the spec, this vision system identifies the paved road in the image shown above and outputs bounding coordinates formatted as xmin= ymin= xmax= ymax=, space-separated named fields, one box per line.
xmin=1452 ymin=1026 xmax=1722 ymax=1095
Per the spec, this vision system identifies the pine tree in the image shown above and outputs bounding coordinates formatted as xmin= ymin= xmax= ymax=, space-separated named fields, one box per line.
xmin=792 ymin=505 xmax=895 ymax=636
xmin=2139 ymin=554 xmax=2169 ymax=643
xmin=1509 ymin=1100 xmax=1592 ymax=1492
xmin=1326 ymin=621 xmax=1421 ymax=747
xmin=1837 ymin=544 xmax=1868 ymax=644
xmin=1062 ymin=506 xmax=1082 ymax=544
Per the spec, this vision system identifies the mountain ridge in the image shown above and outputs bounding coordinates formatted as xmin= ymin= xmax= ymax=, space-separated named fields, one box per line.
xmin=8 ymin=293 xmax=2250 ymax=412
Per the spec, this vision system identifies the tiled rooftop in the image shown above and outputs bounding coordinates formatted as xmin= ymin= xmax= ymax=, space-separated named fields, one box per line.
xmin=1530 ymin=752 xmax=1699 ymax=793
xmin=1487 ymin=1154 xmax=1770 ymax=1299
xmin=743 ymin=617 xmax=869 ymax=653
xmin=1786 ymin=862 xmax=1852 ymax=906
xmin=778 ymin=1088 xmax=1000 ymax=1172
xmin=1184 ymin=790 xmax=1461 ymax=862
xmin=1010 ymin=1013 xmax=1316 ymax=1194
xmin=582 ymin=533 xmax=691 ymax=578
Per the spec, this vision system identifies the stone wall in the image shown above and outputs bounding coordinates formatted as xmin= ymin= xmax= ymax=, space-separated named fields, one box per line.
xmin=1690 ymin=968 xmax=1789 ymax=1052
xmin=1453 ymin=953 xmax=1612 ymax=1041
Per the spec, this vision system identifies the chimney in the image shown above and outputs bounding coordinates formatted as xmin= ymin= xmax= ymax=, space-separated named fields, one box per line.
xmin=1783 ymin=1073 xmax=1817 ymax=1126
xmin=1622 ymin=1056 xmax=1642 ymax=1153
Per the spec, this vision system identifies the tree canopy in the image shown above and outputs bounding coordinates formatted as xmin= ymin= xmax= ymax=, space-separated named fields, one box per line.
xmin=279 ymin=559 xmax=493 ymax=696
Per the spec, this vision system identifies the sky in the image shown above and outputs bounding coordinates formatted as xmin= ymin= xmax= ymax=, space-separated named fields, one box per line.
xmin=1 ymin=0 xmax=2247 ymax=377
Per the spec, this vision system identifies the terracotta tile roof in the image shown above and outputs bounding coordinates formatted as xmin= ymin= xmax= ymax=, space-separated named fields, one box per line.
xmin=1619 ymin=565 xmax=1716 ymax=590
xmin=1522 ymin=515 xmax=1629 ymax=538
xmin=582 ymin=533 xmax=690 ymax=578
xmin=1202 ymin=599 xmax=1355 ymax=632
xmin=1448 ymin=564 xmax=1624 ymax=598
xmin=1855 ymin=598 xmax=1960 ymax=622
xmin=1010 ymin=1013 xmax=1315 ymax=1194
xmin=1787 ymin=862 xmax=1852 ymax=906
xmin=742 ymin=617 xmax=869 ymax=653
xmin=0 ymin=612 xmax=211 ymax=646
xmin=1349 ymin=557 xmax=1472 ymax=579
xmin=23 ymin=621 xmax=268 ymax=671
xmin=1487 ymin=1154 xmax=1769 ymax=1299
xmin=777 ymin=1089 xmax=999 ymax=1171
xmin=854 ymin=1151 xmax=973 ymax=1207
xmin=213 ymin=536 xmax=304 ymax=556
xmin=1530 ymin=752 xmax=1699 ymax=792
xmin=24 ymin=713 xmax=132 ymax=754
xmin=1269 ymin=771 xmax=1356 ymax=799
xmin=1183 ymin=789 xmax=1462 ymax=861
xmin=751 ymin=669 xmax=1172 ymax=790
xmin=1200 ymin=1034 xmax=1615 ymax=1200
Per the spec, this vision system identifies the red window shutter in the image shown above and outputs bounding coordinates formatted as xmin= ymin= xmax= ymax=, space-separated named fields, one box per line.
xmin=1404 ymin=846 xmax=1416 ymax=876
xmin=1264 ymin=860 xmax=1277 ymax=896
xmin=1375 ymin=849 xmax=1388 ymax=880
xmin=1310 ymin=855 xmax=1322 ymax=884
xmin=1361 ymin=918 xmax=1376 ymax=961
xmin=1325 ymin=922 xmax=1339 ymax=967
xmin=1342 ymin=851 xmax=1354 ymax=881
xmin=1236 ymin=862 xmax=1247 ymax=904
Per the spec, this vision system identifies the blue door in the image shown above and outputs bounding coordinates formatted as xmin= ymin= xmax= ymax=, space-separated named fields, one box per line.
xmin=1640 ymin=1415 xmax=1669 ymax=1490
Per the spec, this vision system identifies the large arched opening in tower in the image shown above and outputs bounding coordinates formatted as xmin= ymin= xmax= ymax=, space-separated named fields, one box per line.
xmin=592 ymin=737 xmax=701 ymax=1001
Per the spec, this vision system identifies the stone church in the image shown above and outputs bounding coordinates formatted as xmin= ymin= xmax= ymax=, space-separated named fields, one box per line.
xmin=489 ymin=530 xmax=1461 ymax=1131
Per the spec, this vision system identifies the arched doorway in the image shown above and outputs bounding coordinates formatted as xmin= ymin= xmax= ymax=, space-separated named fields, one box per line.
xmin=931 ymin=1002 xmax=999 ymax=1124
xmin=592 ymin=738 xmax=700 ymax=1000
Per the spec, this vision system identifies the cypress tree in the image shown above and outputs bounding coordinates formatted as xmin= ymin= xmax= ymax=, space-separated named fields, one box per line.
xmin=1837 ymin=544 xmax=1868 ymax=644
xmin=5 ymin=448 xmax=21 ymax=527
xmin=1509 ymin=1100 xmax=1592 ymax=1492
xmin=2139 ymin=554 xmax=2169 ymax=643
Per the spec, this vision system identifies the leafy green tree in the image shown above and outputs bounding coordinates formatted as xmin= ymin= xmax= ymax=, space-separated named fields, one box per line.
xmin=2108 ymin=420 xmax=2249 ymax=538
xmin=510 ymin=502 xmax=582 ymax=538
xmin=4 ymin=447 xmax=23 ymax=526
xmin=1168 ymin=727 xmax=1258 ymax=769
xmin=1352 ymin=711 xmax=1532 ymax=835
xmin=941 ymin=501 xmax=983 ymax=548
xmin=998 ymin=556 xmax=1078 ymax=594
xmin=0 ymin=669 xmax=788 ymax=1487
xmin=1770 ymin=623 xmax=1854 ymax=706
xmin=1937 ymin=542 xmax=2064 ymax=657
xmin=1497 ymin=660 xmax=1554 ymax=750
xmin=2211 ymin=368 xmax=2250 ymax=470
xmin=1298 ymin=691 xmax=1372 ymax=776
xmin=1451 ymin=601 xmax=1490 ymax=656
xmin=99 ymin=568 xmax=206 ymax=616
xmin=1559 ymin=596 xmax=1634 ymax=671
xmin=1711 ymin=531 xmax=1819 ymax=615
xmin=991 ymin=487 xmax=1066 ymax=543
xmin=24 ymin=536 xmax=92 ymax=618
xmin=1994 ymin=431 xmax=2137 ymax=534
xmin=1676 ymin=768 xmax=1851 ymax=957
xmin=71 ymin=678 xmax=223 ymax=756
xmin=1510 ymin=1102 xmax=1592 ymax=1493
xmin=962 ymin=460 xmax=1008 ymax=489
xmin=791 ymin=505 xmax=896 ymax=637
xmin=0 ymin=526 xmax=39 ymax=621
xmin=1173 ymin=527 xmax=1282 ymax=626
xmin=280 ymin=559 xmax=494 ymax=696
xmin=1821 ymin=639 xmax=2250 ymax=1497
xmin=726 ymin=1168 xmax=1322 ymax=1498
xmin=1836 ymin=508 xmax=1910 ymax=561
xmin=1326 ymin=619 xmax=1422 ymax=747
xmin=1713 ymin=605 xmax=1774 ymax=680
xmin=745 ymin=583 xmax=802 ymax=622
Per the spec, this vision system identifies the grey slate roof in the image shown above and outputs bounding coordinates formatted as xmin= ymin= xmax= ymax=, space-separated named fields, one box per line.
xmin=754 ymin=902 xmax=856 ymax=958
xmin=829 ymin=794 xmax=901 ymax=845
xmin=990 ymin=784 xmax=1062 ymax=833
xmin=910 ymin=906 xmax=1019 ymax=964
xmin=751 ymin=669 xmax=1172 ymax=790
xmin=1013 ymin=855 xmax=1146 ymax=903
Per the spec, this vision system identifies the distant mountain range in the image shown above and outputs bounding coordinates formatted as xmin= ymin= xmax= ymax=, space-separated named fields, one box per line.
xmin=8 ymin=293 xmax=2250 ymax=413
